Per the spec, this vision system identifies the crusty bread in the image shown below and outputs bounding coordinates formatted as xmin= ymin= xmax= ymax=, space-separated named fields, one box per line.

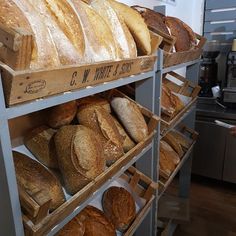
xmin=54 ymin=125 xmax=105 ymax=195
xmin=102 ymin=186 xmax=136 ymax=232
xmin=47 ymin=101 xmax=77 ymax=129
xmin=160 ymin=140 xmax=180 ymax=165
xmin=57 ymin=217 xmax=85 ymax=236
xmin=169 ymin=130 xmax=192 ymax=150
xmin=13 ymin=151 xmax=65 ymax=211
xmin=132 ymin=6 xmax=170 ymax=36
xmin=24 ymin=125 xmax=58 ymax=168
xmin=71 ymin=0 xmax=119 ymax=62
xmin=165 ymin=16 xmax=197 ymax=52
xmin=162 ymin=132 xmax=184 ymax=157
xmin=1 ymin=0 xmax=60 ymax=69
xmin=77 ymin=96 xmax=111 ymax=113
xmin=77 ymin=105 xmax=124 ymax=166
xmin=111 ymin=116 xmax=135 ymax=152
xmin=108 ymin=0 xmax=151 ymax=55
xmin=78 ymin=205 xmax=116 ymax=236
xmin=91 ymin=0 xmax=137 ymax=59
xmin=111 ymin=97 xmax=148 ymax=143
xmin=159 ymin=149 xmax=175 ymax=177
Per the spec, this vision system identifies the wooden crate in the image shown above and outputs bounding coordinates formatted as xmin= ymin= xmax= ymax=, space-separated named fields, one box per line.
xmin=161 ymin=71 xmax=201 ymax=135
xmin=0 ymin=26 xmax=162 ymax=106
xmin=18 ymin=92 xmax=159 ymax=236
xmin=150 ymin=27 xmax=206 ymax=68
xmin=159 ymin=124 xmax=198 ymax=182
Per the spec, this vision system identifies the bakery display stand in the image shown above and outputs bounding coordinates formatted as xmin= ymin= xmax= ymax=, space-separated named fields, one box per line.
xmin=0 ymin=55 xmax=160 ymax=235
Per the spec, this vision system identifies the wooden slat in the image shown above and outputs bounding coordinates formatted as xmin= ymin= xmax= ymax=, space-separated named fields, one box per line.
xmin=205 ymin=9 xmax=236 ymax=22
xmin=129 ymin=172 xmax=141 ymax=189
xmin=206 ymin=0 xmax=236 ymax=10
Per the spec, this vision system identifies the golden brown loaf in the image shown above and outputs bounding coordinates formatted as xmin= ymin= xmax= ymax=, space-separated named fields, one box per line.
xmin=57 ymin=217 xmax=85 ymax=236
xmin=47 ymin=101 xmax=77 ymax=129
xmin=54 ymin=125 xmax=105 ymax=195
xmin=13 ymin=151 xmax=65 ymax=211
xmin=132 ymin=6 xmax=170 ymax=36
xmin=77 ymin=96 xmax=111 ymax=113
xmin=78 ymin=205 xmax=116 ymax=236
xmin=169 ymin=130 xmax=192 ymax=150
xmin=111 ymin=97 xmax=148 ymax=143
xmin=160 ymin=140 xmax=180 ymax=165
xmin=162 ymin=132 xmax=184 ymax=157
xmin=77 ymin=105 xmax=124 ymax=166
xmin=71 ymin=0 xmax=119 ymax=62
xmin=165 ymin=16 xmax=197 ymax=52
xmin=108 ymin=0 xmax=151 ymax=55
xmin=90 ymin=0 xmax=137 ymax=59
xmin=111 ymin=116 xmax=135 ymax=152
xmin=159 ymin=149 xmax=175 ymax=177
xmin=24 ymin=125 xmax=58 ymax=169
xmin=102 ymin=186 xmax=136 ymax=232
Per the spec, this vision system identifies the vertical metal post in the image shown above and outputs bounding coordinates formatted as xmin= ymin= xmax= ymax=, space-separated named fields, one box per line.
xmin=0 ymin=74 xmax=24 ymax=236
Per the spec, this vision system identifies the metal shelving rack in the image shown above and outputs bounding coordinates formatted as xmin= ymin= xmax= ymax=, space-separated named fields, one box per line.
xmin=0 ymin=56 xmax=160 ymax=236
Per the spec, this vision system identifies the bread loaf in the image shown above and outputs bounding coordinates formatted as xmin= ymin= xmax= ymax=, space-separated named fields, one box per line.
xmin=111 ymin=116 xmax=135 ymax=152
xmin=159 ymin=149 xmax=175 ymax=177
xmin=1 ymin=0 xmax=60 ymax=69
xmin=169 ymin=130 xmax=192 ymax=150
xmin=24 ymin=125 xmax=58 ymax=168
xmin=47 ymin=101 xmax=77 ymax=129
xmin=77 ymin=96 xmax=111 ymax=113
xmin=165 ymin=16 xmax=197 ymax=52
xmin=77 ymin=105 xmax=124 ymax=166
xmin=160 ymin=140 xmax=180 ymax=165
xmin=13 ymin=151 xmax=65 ymax=211
xmin=78 ymin=205 xmax=116 ymax=236
xmin=162 ymin=132 xmax=184 ymax=157
xmin=102 ymin=186 xmax=136 ymax=232
xmin=111 ymin=97 xmax=148 ymax=143
xmin=70 ymin=0 xmax=119 ymax=62
xmin=57 ymin=217 xmax=85 ymax=236
xmin=108 ymin=0 xmax=151 ymax=55
xmin=54 ymin=125 xmax=105 ymax=194
xmin=90 ymin=0 xmax=137 ymax=59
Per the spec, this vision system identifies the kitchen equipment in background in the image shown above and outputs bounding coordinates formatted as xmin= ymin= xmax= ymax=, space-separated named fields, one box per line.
xmin=222 ymin=39 xmax=236 ymax=104
xmin=199 ymin=40 xmax=220 ymax=97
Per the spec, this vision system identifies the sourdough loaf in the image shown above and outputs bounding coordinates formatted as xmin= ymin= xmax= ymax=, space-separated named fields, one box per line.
xmin=102 ymin=186 xmax=136 ymax=232
xmin=47 ymin=101 xmax=77 ymax=129
xmin=169 ymin=130 xmax=192 ymax=150
xmin=77 ymin=105 xmax=124 ymax=166
xmin=54 ymin=125 xmax=105 ymax=194
xmin=165 ymin=16 xmax=197 ymax=52
xmin=24 ymin=125 xmax=58 ymax=168
xmin=108 ymin=0 xmax=151 ymax=55
xmin=90 ymin=0 xmax=137 ymax=59
xmin=78 ymin=205 xmax=116 ymax=236
xmin=159 ymin=149 xmax=175 ymax=177
xmin=13 ymin=151 xmax=65 ymax=211
xmin=111 ymin=97 xmax=148 ymax=143
xmin=160 ymin=140 xmax=180 ymax=165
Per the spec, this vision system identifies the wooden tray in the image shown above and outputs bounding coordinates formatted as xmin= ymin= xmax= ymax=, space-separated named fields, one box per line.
xmin=18 ymin=92 xmax=159 ymax=236
xmin=159 ymin=124 xmax=198 ymax=182
xmin=150 ymin=27 xmax=206 ymax=68
xmin=161 ymin=71 xmax=201 ymax=135
xmin=0 ymin=26 xmax=162 ymax=106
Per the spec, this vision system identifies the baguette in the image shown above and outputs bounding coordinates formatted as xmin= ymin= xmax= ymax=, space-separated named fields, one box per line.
xmin=24 ymin=125 xmax=58 ymax=168
xmin=54 ymin=125 xmax=105 ymax=194
xmin=111 ymin=97 xmax=148 ymax=143
xmin=13 ymin=151 xmax=65 ymax=211
xmin=77 ymin=105 xmax=124 ymax=166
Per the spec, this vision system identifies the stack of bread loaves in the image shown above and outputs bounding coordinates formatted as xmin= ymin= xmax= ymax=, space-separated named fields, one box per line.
xmin=0 ymin=0 xmax=152 ymax=69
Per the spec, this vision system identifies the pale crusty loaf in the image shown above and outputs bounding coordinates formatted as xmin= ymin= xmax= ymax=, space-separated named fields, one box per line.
xmin=47 ymin=101 xmax=77 ymax=129
xmin=111 ymin=97 xmax=148 ymax=143
xmin=24 ymin=125 xmax=58 ymax=169
xmin=108 ymin=0 xmax=151 ymax=55
xmin=78 ymin=205 xmax=116 ymax=236
xmin=77 ymin=105 xmax=124 ymax=166
xmin=71 ymin=0 xmax=119 ymax=62
xmin=111 ymin=116 xmax=135 ymax=152
xmin=102 ymin=186 xmax=136 ymax=232
xmin=77 ymin=96 xmax=111 ymax=113
xmin=54 ymin=125 xmax=105 ymax=195
xmin=160 ymin=140 xmax=180 ymax=165
xmin=57 ymin=217 xmax=85 ymax=236
xmin=13 ymin=151 xmax=65 ymax=211
xmin=90 ymin=0 xmax=137 ymax=59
